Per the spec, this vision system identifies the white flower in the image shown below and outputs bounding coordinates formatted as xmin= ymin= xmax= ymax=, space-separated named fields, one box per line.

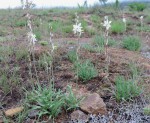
xmin=140 ymin=16 xmax=143 ymax=20
xmin=123 ymin=17 xmax=126 ymax=23
xmin=28 ymin=32 xmax=37 ymax=45
xmin=52 ymin=44 xmax=57 ymax=51
xmin=104 ymin=16 xmax=108 ymax=20
xmin=102 ymin=18 xmax=112 ymax=31
xmin=73 ymin=23 xmax=83 ymax=36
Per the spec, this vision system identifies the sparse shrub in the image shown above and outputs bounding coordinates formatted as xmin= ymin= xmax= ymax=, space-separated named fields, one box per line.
xmin=107 ymin=38 xmax=117 ymax=47
xmin=67 ymin=50 xmax=77 ymax=63
xmin=34 ymin=19 xmax=41 ymax=27
xmin=122 ymin=36 xmax=141 ymax=51
xmin=115 ymin=76 xmax=141 ymax=102
xmin=129 ymin=63 xmax=141 ymax=80
xmin=0 ymin=65 xmax=20 ymax=95
xmin=62 ymin=25 xmax=72 ymax=34
xmin=75 ymin=60 xmax=98 ymax=81
xmin=85 ymin=27 xmax=96 ymax=36
xmin=15 ymin=20 xmax=27 ymax=27
xmin=0 ymin=46 xmax=13 ymax=62
xmin=51 ymin=20 xmax=63 ymax=33
xmin=81 ymin=19 xmax=88 ymax=30
xmin=15 ymin=47 xmax=28 ymax=60
xmin=25 ymin=85 xmax=65 ymax=119
xmin=0 ymin=73 xmax=10 ymax=94
xmin=82 ymin=44 xmax=98 ymax=53
xmin=90 ymin=14 xmax=100 ymax=23
xmin=25 ymin=85 xmax=80 ymax=119
xmin=93 ymin=35 xmax=105 ymax=52
xmin=129 ymin=2 xmax=147 ymax=12
xmin=111 ymin=21 xmax=125 ymax=34
xmin=39 ymin=41 xmax=49 ymax=46
xmin=93 ymin=36 xmax=116 ymax=52
xmin=65 ymin=85 xmax=83 ymax=111
xmin=38 ymin=54 xmax=52 ymax=69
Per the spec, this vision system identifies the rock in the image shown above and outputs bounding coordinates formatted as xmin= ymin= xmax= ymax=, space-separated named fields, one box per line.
xmin=71 ymin=110 xmax=88 ymax=122
xmin=72 ymin=88 xmax=107 ymax=115
xmin=80 ymin=93 xmax=107 ymax=115
xmin=143 ymin=105 xmax=150 ymax=115
xmin=4 ymin=107 xmax=24 ymax=117
xmin=28 ymin=110 xmax=39 ymax=119
xmin=99 ymin=73 xmax=108 ymax=78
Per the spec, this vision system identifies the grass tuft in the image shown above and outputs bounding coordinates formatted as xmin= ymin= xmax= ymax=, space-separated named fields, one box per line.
xmin=74 ymin=60 xmax=98 ymax=81
xmin=122 ymin=36 xmax=141 ymax=51
xmin=115 ymin=76 xmax=141 ymax=102
xmin=111 ymin=21 xmax=126 ymax=34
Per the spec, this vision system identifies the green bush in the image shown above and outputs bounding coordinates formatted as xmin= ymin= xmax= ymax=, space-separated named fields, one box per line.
xmin=75 ymin=60 xmax=98 ymax=81
xmin=62 ymin=25 xmax=72 ymax=34
xmin=90 ymin=14 xmax=100 ymax=23
xmin=15 ymin=47 xmax=28 ymax=60
xmin=15 ymin=20 xmax=27 ymax=27
xmin=82 ymin=44 xmax=98 ymax=53
xmin=39 ymin=41 xmax=49 ymax=46
xmin=38 ymin=54 xmax=52 ymax=69
xmin=51 ymin=20 xmax=63 ymax=33
xmin=85 ymin=27 xmax=96 ymax=36
xmin=25 ymin=85 xmax=65 ymax=119
xmin=65 ymin=85 xmax=83 ymax=111
xmin=67 ymin=50 xmax=77 ymax=63
xmin=115 ymin=76 xmax=141 ymax=102
xmin=93 ymin=36 xmax=116 ymax=51
xmin=81 ymin=19 xmax=88 ymax=30
xmin=129 ymin=2 xmax=147 ymax=12
xmin=25 ymin=85 xmax=80 ymax=119
xmin=111 ymin=21 xmax=125 ymax=34
xmin=0 ymin=66 xmax=20 ymax=95
xmin=122 ymin=36 xmax=141 ymax=51
xmin=93 ymin=35 xmax=105 ymax=52
xmin=0 ymin=46 xmax=13 ymax=62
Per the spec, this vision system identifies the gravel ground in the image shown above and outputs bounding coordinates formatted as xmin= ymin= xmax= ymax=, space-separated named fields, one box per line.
xmin=142 ymin=51 xmax=150 ymax=59
xmin=68 ymin=97 xmax=150 ymax=123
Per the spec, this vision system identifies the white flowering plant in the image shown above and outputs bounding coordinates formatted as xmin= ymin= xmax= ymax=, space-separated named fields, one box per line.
xmin=122 ymin=14 xmax=127 ymax=32
xmin=102 ymin=16 xmax=112 ymax=31
xmin=73 ymin=13 xmax=83 ymax=37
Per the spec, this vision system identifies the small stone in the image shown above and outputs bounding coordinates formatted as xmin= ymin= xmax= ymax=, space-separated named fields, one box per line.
xmin=28 ymin=110 xmax=39 ymax=119
xmin=80 ymin=93 xmax=107 ymax=115
xmin=99 ymin=73 xmax=108 ymax=78
xmin=5 ymin=107 xmax=24 ymax=117
xmin=71 ymin=110 xmax=88 ymax=122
